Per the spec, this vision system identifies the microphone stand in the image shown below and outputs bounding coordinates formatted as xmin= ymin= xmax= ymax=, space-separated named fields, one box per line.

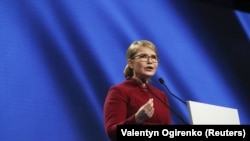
xmin=141 ymin=78 xmax=189 ymax=125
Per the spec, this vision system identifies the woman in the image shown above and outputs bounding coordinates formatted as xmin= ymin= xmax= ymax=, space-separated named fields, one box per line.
xmin=103 ymin=40 xmax=171 ymax=141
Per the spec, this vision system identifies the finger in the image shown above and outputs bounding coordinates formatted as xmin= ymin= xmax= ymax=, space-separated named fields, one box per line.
xmin=148 ymin=98 xmax=154 ymax=106
xmin=145 ymin=104 xmax=154 ymax=114
xmin=144 ymin=98 xmax=154 ymax=108
xmin=147 ymin=107 xmax=154 ymax=118
xmin=148 ymin=98 xmax=153 ymax=103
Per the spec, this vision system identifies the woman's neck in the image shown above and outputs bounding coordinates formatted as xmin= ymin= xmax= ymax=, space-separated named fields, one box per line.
xmin=133 ymin=76 xmax=149 ymax=84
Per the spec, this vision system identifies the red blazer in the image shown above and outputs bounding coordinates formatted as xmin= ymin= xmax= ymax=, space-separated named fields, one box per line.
xmin=103 ymin=78 xmax=171 ymax=141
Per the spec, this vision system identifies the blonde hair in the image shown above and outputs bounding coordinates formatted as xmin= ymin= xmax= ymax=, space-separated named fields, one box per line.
xmin=123 ymin=40 xmax=158 ymax=79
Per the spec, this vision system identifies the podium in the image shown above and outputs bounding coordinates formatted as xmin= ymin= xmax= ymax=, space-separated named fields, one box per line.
xmin=187 ymin=100 xmax=240 ymax=125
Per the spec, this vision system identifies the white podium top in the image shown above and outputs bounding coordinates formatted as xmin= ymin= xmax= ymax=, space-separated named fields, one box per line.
xmin=187 ymin=100 xmax=240 ymax=125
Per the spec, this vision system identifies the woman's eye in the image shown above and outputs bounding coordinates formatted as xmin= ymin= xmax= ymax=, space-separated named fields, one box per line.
xmin=140 ymin=54 xmax=148 ymax=58
xmin=151 ymin=56 xmax=157 ymax=59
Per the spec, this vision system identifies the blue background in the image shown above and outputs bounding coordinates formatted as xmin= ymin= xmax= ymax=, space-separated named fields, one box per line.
xmin=0 ymin=0 xmax=250 ymax=141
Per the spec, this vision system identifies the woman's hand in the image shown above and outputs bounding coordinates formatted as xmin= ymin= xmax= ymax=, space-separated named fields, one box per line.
xmin=135 ymin=98 xmax=154 ymax=124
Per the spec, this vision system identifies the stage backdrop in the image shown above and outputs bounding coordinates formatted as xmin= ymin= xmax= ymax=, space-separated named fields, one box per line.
xmin=0 ymin=0 xmax=250 ymax=141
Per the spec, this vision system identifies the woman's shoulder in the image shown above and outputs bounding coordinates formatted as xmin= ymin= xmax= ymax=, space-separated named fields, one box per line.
xmin=106 ymin=79 xmax=138 ymax=98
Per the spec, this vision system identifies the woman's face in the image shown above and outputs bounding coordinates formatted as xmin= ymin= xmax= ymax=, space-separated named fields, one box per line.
xmin=128 ymin=47 xmax=159 ymax=80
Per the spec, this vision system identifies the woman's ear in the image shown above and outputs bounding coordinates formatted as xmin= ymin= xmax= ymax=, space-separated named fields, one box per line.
xmin=128 ymin=59 xmax=134 ymax=69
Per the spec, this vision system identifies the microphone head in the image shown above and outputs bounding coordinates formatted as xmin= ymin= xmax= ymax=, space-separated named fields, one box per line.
xmin=159 ymin=78 xmax=165 ymax=84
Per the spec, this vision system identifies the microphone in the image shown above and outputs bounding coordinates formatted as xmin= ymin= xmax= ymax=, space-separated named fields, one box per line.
xmin=140 ymin=78 xmax=189 ymax=125
xmin=159 ymin=78 xmax=186 ymax=105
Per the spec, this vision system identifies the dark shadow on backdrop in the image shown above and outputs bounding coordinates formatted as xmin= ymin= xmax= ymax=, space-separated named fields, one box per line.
xmin=195 ymin=0 xmax=250 ymax=13
xmin=167 ymin=0 xmax=250 ymax=113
